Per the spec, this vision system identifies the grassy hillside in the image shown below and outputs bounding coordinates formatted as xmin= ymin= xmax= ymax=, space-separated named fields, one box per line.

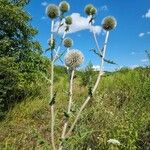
xmin=0 ymin=67 xmax=150 ymax=150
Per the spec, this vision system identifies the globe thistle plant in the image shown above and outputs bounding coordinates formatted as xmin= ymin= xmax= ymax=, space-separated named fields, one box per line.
xmin=63 ymin=38 xmax=73 ymax=48
xmin=102 ymin=16 xmax=117 ymax=31
xmin=59 ymin=1 xmax=70 ymax=13
xmin=84 ymin=4 xmax=97 ymax=16
xmin=65 ymin=16 xmax=72 ymax=25
xmin=46 ymin=4 xmax=59 ymax=19
xmin=65 ymin=50 xmax=84 ymax=69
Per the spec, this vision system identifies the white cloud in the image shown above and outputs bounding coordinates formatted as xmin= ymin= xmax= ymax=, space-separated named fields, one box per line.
xmin=92 ymin=65 xmax=100 ymax=71
xmin=147 ymin=31 xmax=150 ymax=34
xmin=139 ymin=33 xmax=145 ymax=37
xmin=143 ymin=9 xmax=150 ymax=18
xmin=141 ymin=59 xmax=148 ymax=62
xmin=41 ymin=1 xmax=48 ymax=6
xmin=92 ymin=65 xmax=105 ymax=73
xmin=53 ymin=13 xmax=102 ymax=35
xmin=130 ymin=65 xmax=139 ymax=69
xmin=139 ymin=32 xmax=150 ymax=37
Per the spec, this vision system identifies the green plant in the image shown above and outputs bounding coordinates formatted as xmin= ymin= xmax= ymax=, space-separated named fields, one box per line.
xmin=45 ymin=1 xmax=117 ymax=150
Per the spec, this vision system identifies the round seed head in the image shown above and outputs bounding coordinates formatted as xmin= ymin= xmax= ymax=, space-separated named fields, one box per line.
xmin=48 ymin=38 xmax=55 ymax=50
xmin=59 ymin=1 xmax=70 ymax=13
xmin=84 ymin=4 xmax=97 ymax=15
xmin=65 ymin=49 xmax=84 ymax=69
xmin=63 ymin=38 xmax=73 ymax=48
xmin=102 ymin=16 xmax=117 ymax=31
xmin=65 ymin=16 xmax=72 ymax=25
xmin=46 ymin=4 xmax=59 ymax=19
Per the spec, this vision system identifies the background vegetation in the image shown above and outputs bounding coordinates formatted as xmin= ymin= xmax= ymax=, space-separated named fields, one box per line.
xmin=0 ymin=0 xmax=149 ymax=150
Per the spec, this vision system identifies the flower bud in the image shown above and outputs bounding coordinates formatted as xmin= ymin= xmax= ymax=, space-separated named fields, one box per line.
xmin=65 ymin=16 xmax=72 ymax=25
xmin=102 ymin=16 xmax=117 ymax=31
xmin=63 ymin=38 xmax=73 ymax=48
xmin=84 ymin=4 xmax=97 ymax=16
xmin=46 ymin=4 xmax=59 ymax=19
xmin=59 ymin=1 xmax=70 ymax=13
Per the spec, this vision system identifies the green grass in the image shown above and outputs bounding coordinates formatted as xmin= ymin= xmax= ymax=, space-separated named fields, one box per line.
xmin=0 ymin=67 xmax=150 ymax=150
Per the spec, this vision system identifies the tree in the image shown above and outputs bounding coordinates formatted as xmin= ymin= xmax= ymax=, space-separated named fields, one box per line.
xmin=0 ymin=0 xmax=49 ymax=119
xmin=0 ymin=0 xmax=42 ymax=59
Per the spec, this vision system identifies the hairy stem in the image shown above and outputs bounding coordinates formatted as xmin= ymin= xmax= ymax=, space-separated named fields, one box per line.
xmin=54 ymin=31 xmax=66 ymax=60
xmin=59 ymin=70 xmax=75 ymax=150
xmin=50 ymin=20 xmax=56 ymax=150
xmin=65 ymin=31 xmax=110 ymax=138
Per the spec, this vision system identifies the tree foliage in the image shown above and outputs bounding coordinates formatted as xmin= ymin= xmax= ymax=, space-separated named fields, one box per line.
xmin=0 ymin=0 xmax=50 ymax=119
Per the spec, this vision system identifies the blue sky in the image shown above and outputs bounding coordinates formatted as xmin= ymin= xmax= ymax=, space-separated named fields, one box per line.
xmin=26 ymin=0 xmax=150 ymax=71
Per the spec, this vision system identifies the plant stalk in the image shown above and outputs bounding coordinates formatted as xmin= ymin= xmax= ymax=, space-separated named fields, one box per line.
xmin=50 ymin=20 xmax=56 ymax=150
xmin=59 ymin=69 xmax=75 ymax=150
xmin=65 ymin=31 xmax=110 ymax=138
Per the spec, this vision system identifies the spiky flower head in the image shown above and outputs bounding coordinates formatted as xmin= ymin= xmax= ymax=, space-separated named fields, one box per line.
xmin=65 ymin=50 xmax=84 ymax=69
xmin=65 ymin=16 xmax=72 ymax=25
xmin=48 ymin=38 xmax=55 ymax=50
xmin=63 ymin=38 xmax=73 ymax=48
xmin=84 ymin=4 xmax=97 ymax=16
xmin=102 ymin=16 xmax=117 ymax=31
xmin=59 ymin=1 xmax=70 ymax=13
xmin=46 ymin=4 xmax=59 ymax=19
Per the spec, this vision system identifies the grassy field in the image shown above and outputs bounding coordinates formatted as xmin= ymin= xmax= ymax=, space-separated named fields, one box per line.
xmin=0 ymin=67 xmax=150 ymax=150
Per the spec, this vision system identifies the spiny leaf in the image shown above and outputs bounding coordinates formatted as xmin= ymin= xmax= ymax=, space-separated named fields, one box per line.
xmin=90 ymin=48 xmax=117 ymax=65
xmin=49 ymin=91 xmax=57 ymax=106
xmin=64 ymin=111 xmax=69 ymax=118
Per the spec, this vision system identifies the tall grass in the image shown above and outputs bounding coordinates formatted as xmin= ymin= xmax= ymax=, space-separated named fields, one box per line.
xmin=0 ymin=67 xmax=149 ymax=150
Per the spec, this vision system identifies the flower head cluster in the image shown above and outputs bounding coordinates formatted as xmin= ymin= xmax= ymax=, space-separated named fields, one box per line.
xmin=46 ymin=4 xmax=59 ymax=19
xmin=59 ymin=1 xmax=70 ymax=13
xmin=102 ymin=16 xmax=117 ymax=31
xmin=65 ymin=49 xmax=84 ymax=69
xmin=84 ymin=4 xmax=97 ymax=16
xmin=65 ymin=16 xmax=72 ymax=25
xmin=107 ymin=139 xmax=120 ymax=145
xmin=63 ymin=38 xmax=73 ymax=48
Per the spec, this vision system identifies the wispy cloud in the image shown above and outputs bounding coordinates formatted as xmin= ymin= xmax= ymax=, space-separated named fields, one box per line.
xmin=41 ymin=1 xmax=48 ymax=7
xmin=139 ymin=33 xmax=145 ymax=37
xmin=142 ymin=8 xmax=150 ymax=18
xmin=53 ymin=13 xmax=102 ymax=34
xmin=100 ymin=5 xmax=108 ymax=11
xmin=139 ymin=32 xmax=150 ymax=37
xmin=141 ymin=59 xmax=148 ymax=62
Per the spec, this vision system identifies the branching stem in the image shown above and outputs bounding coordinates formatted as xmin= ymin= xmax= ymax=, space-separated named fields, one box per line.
xmin=65 ymin=31 xmax=110 ymax=138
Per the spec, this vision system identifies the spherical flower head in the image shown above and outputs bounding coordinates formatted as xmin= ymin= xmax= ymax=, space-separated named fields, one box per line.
xmin=102 ymin=16 xmax=117 ymax=31
xmin=107 ymin=139 xmax=120 ymax=145
xmin=59 ymin=1 xmax=70 ymax=13
xmin=63 ymin=38 xmax=73 ymax=48
xmin=84 ymin=4 xmax=97 ymax=16
xmin=65 ymin=16 xmax=72 ymax=25
xmin=46 ymin=4 xmax=59 ymax=19
xmin=65 ymin=49 xmax=84 ymax=69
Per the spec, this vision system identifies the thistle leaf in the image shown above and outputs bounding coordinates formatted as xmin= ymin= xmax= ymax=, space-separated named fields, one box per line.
xmin=49 ymin=91 xmax=57 ymax=106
